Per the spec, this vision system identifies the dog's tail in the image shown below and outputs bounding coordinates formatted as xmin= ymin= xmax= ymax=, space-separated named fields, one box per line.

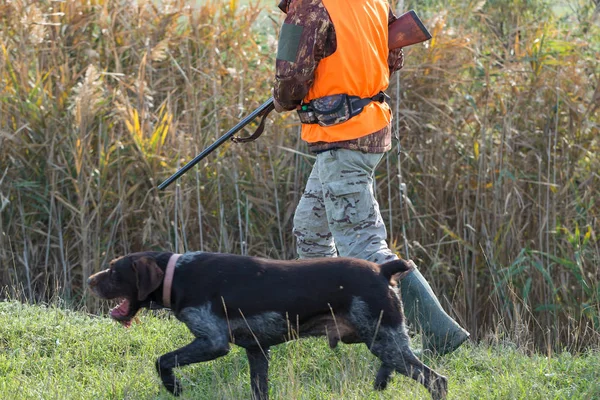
xmin=380 ymin=259 xmax=415 ymax=283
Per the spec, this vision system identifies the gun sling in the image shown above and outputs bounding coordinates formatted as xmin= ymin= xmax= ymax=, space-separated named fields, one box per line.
xmin=231 ymin=101 xmax=276 ymax=143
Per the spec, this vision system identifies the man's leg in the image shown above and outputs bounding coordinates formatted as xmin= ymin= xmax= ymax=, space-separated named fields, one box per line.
xmin=318 ymin=149 xmax=469 ymax=355
xmin=293 ymin=161 xmax=337 ymax=258
xmin=316 ymin=149 xmax=393 ymax=263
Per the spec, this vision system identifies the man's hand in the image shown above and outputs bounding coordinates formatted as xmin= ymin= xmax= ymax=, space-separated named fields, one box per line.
xmin=398 ymin=48 xmax=404 ymax=69
xmin=389 ymin=48 xmax=404 ymax=77
xmin=273 ymin=97 xmax=286 ymax=113
xmin=273 ymin=98 xmax=302 ymax=113
xmin=272 ymin=88 xmax=301 ymax=113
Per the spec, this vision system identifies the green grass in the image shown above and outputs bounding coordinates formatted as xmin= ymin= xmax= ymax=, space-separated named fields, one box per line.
xmin=1 ymin=301 xmax=599 ymax=400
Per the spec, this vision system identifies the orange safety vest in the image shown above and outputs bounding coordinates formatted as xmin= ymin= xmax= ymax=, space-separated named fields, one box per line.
xmin=302 ymin=0 xmax=391 ymax=144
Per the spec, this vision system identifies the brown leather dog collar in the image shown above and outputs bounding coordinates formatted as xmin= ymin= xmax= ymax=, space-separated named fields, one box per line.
xmin=162 ymin=253 xmax=181 ymax=308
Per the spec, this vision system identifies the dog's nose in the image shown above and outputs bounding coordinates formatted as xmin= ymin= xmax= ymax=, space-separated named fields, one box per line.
xmin=87 ymin=277 xmax=95 ymax=287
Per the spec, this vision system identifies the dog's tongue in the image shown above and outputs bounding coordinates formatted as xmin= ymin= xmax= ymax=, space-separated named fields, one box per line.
xmin=110 ymin=299 xmax=132 ymax=328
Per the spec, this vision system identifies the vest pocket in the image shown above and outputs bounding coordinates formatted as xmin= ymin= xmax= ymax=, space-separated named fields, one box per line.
xmin=323 ymin=178 xmax=372 ymax=225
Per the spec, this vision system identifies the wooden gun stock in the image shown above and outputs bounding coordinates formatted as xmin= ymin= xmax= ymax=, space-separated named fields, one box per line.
xmin=388 ymin=10 xmax=432 ymax=49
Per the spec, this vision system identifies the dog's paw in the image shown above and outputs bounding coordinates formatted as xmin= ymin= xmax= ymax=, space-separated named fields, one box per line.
xmin=373 ymin=378 xmax=388 ymax=391
xmin=156 ymin=361 xmax=183 ymax=396
xmin=430 ymin=375 xmax=448 ymax=400
xmin=162 ymin=374 xmax=182 ymax=396
xmin=373 ymin=365 xmax=393 ymax=391
xmin=170 ymin=381 xmax=183 ymax=397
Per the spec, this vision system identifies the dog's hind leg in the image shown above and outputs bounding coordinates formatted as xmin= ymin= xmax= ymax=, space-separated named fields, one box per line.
xmin=246 ymin=347 xmax=270 ymax=400
xmin=391 ymin=351 xmax=447 ymax=400
xmin=371 ymin=333 xmax=448 ymax=400
xmin=347 ymin=298 xmax=447 ymax=399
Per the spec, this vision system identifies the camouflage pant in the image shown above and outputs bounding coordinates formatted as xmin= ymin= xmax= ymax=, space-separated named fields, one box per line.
xmin=293 ymin=148 xmax=397 ymax=264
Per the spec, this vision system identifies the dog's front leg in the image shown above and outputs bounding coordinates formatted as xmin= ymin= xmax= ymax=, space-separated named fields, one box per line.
xmin=246 ymin=347 xmax=270 ymax=400
xmin=156 ymin=336 xmax=230 ymax=396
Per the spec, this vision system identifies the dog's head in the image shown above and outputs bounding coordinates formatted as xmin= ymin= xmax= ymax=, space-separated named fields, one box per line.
xmin=88 ymin=255 xmax=164 ymax=326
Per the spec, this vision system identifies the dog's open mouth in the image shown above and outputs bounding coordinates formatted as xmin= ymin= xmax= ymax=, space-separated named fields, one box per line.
xmin=110 ymin=298 xmax=132 ymax=328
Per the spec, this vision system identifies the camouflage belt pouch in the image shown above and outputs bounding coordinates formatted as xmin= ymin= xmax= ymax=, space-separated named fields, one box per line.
xmin=296 ymin=94 xmax=352 ymax=127
xmin=297 ymin=92 xmax=389 ymax=127
xmin=311 ymin=94 xmax=352 ymax=127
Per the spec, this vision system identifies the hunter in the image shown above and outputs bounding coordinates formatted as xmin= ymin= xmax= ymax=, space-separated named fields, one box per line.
xmin=272 ymin=0 xmax=469 ymax=355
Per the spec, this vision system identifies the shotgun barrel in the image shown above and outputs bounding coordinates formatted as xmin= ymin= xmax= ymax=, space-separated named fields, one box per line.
xmin=158 ymin=97 xmax=274 ymax=190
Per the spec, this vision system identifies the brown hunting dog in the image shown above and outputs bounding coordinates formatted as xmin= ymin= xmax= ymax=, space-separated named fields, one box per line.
xmin=87 ymin=251 xmax=448 ymax=399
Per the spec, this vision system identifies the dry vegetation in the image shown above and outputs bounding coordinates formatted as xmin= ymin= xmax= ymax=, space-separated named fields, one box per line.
xmin=0 ymin=0 xmax=598 ymax=352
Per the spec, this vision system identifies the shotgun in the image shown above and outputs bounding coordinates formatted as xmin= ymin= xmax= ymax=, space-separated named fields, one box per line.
xmin=158 ymin=10 xmax=431 ymax=190
xmin=158 ymin=98 xmax=274 ymax=190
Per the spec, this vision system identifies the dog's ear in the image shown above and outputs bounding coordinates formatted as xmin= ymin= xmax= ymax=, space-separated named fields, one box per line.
xmin=132 ymin=257 xmax=164 ymax=301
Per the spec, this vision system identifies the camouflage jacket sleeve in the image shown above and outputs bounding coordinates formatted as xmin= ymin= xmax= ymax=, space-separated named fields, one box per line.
xmin=273 ymin=0 xmax=333 ymax=111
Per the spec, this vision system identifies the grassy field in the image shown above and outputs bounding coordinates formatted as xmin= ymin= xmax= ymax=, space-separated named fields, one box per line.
xmin=1 ymin=300 xmax=599 ymax=400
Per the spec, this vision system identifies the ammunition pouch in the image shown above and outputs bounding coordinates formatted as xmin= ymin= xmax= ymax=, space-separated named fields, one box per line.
xmin=297 ymin=92 xmax=390 ymax=127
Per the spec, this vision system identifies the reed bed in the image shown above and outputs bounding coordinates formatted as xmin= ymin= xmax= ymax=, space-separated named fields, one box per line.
xmin=0 ymin=0 xmax=598 ymax=352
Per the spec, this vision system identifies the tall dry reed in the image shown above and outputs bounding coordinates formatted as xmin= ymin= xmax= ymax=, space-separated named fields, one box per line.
xmin=0 ymin=0 xmax=598 ymax=351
